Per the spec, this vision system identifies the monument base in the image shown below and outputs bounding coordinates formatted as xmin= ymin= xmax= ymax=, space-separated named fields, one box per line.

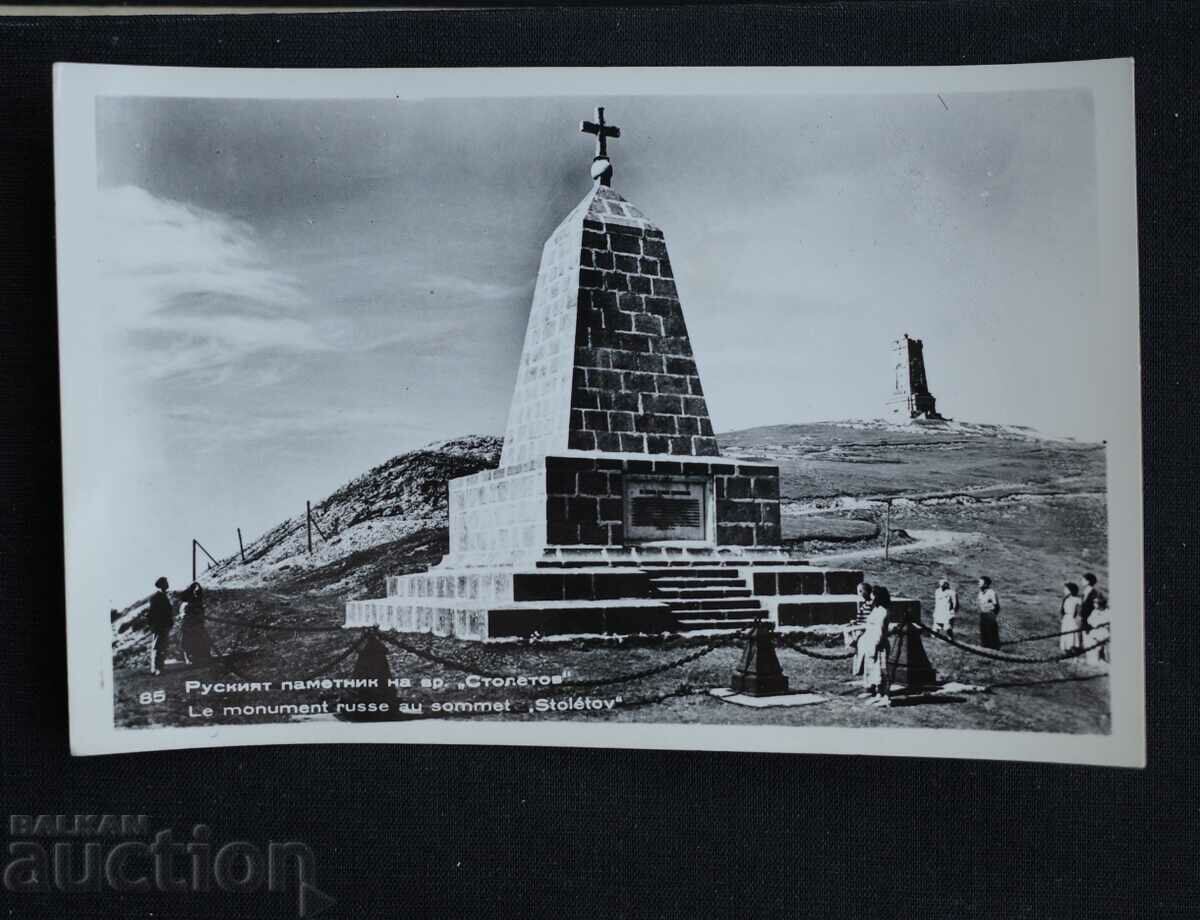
xmin=344 ymin=547 xmax=918 ymax=641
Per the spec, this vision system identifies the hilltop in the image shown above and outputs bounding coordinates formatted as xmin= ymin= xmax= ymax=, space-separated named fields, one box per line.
xmin=208 ymin=434 xmax=501 ymax=591
xmin=112 ymin=419 xmax=1109 ymax=734
xmin=112 ymin=419 xmax=1103 ymax=649
xmin=205 ymin=417 xmax=1102 ymax=595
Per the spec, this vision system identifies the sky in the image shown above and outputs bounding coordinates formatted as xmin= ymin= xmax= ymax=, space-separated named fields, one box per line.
xmin=87 ymin=89 xmax=1102 ymax=604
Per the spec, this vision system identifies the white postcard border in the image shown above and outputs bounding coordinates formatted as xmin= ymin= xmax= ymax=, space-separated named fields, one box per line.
xmin=54 ymin=60 xmax=1144 ymax=764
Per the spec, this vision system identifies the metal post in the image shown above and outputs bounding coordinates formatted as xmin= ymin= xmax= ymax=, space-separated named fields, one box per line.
xmin=192 ymin=539 xmax=197 ymax=583
xmin=884 ymin=499 xmax=893 ymax=561
xmin=306 ymin=501 xmax=313 ymax=554
xmin=237 ymin=527 xmax=246 ymax=563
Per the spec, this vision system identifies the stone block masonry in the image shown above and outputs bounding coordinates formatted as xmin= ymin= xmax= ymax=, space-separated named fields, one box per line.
xmin=433 ymin=451 xmax=784 ymax=566
xmin=545 ymin=454 xmax=781 ymax=548
xmin=569 ymin=202 xmax=721 ymax=458
xmin=498 ymin=194 xmax=591 ymax=468
xmin=447 ymin=462 xmax=547 ymax=566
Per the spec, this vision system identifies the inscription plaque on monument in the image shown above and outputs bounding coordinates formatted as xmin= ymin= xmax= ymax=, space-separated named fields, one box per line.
xmin=624 ymin=477 xmax=708 ymax=543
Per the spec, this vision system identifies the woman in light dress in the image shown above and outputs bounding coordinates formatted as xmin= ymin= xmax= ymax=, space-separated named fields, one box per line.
xmin=1059 ymin=582 xmax=1084 ymax=654
xmin=1085 ymin=593 xmax=1111 ymax=665
xmin=859 ymin=585 xmax=893 ymax=697
xmin=846 ymin=581 xmax=872 ymax=680
xmin=932 ymin=578 xmax=959 ymax=639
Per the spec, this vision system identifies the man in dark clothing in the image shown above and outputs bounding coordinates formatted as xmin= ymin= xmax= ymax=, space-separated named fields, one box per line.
xmin=147 ymin=576 xmax=174 ymax=675
xmin=977 ymin=576 xmax=1001 ymax=649
xmin=1079 ymin=572 xmax=1099 ymax=631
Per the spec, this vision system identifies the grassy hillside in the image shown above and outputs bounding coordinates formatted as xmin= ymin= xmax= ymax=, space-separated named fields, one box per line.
xmin=113 ymin=420 xmax=1110 ymax=734
xmin=720 ymin=418 xmax=1104 ymax=505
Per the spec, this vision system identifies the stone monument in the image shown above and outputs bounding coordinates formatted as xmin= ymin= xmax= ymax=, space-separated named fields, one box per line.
xmin=889 ymin=333 xmax=944 ymax=420
xmin=346 ymin=109 xmax=916 ymax=640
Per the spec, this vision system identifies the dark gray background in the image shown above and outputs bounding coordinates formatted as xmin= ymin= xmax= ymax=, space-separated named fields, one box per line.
xmin=1 ymin=3 xmax=1196 ymax=918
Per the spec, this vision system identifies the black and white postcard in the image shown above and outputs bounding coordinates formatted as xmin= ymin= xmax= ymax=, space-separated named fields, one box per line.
xmin=54 ymin=61 xmax=1143 ymax=763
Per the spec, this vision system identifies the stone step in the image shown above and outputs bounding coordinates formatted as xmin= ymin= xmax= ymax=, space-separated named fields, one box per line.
xmin=487 ymin=600 xmax=675 ymax=638
xmin=676 ymin=617 xmax=759 ymax=631
xmin=646 ymin=571 xmax=747 ymax=583
xmin=534 ymin=558 xmax=812 ymax=569
xmin=669 ymin=597 xmax=763 ymax=612
xmin=654 ymin=587 xmax=753 ymax=599
xmin=647 ymin=577 xmax=745 ymax=590
xmin=637 ymin=559 xmax=809 ymax=568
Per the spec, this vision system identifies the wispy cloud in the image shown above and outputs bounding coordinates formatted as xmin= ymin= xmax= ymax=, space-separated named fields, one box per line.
xmin=96 ymin=186 xmax=329 ymax=381
xmin=320 ymin=274 xmax=533 ymax=355
xmin=163 ymin=403 xmax=432 ymax=445
xmin=417 ymin=273 xmax=531 ymax=303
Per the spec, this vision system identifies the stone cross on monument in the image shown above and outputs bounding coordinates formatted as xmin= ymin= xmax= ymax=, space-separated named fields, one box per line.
xmin=345 ymin=107 xmax=920 ymax=641
xmin=580 ymin=106 xmax=620 ymax=186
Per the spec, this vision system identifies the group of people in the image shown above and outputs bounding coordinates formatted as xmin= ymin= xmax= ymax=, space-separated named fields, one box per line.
xmin=1058 ymin=573 xmax=1111 ymax=664
xmin=145 ymin=576 xmax=212 ymax=675
xmin=926 ymin=571 xmax=1110 ymax=663
xmin=843 ymin=570 xmax=1111 ymax=696
xmin=928 ymin=576 xmax=998 ymax=645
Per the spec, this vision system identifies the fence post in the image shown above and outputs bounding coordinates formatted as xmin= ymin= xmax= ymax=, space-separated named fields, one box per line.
xmin=730 ymin=620 xmax=789 ymax=696
xmin=192 ymin=539 xmax=197 ymax=583
xmin=237 ymin=527 xmax=245 ymax=563
xmin=306 ymin=501 xmax=313 ymax=554
xmin=884 ymin=499 xmax=893 ymax=561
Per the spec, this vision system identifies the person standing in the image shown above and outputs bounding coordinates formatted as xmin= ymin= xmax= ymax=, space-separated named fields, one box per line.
xmin=146 ymin=576 xmax=174 ymax=675
xmin=845 ymin=582 xmax=872 ymax=680
xmin=1080 ymin=573 xmax=1100 ymax=630
xmin=1086 ymin=593 xmax=1111 ymax=665
xmin=859 ymin=585 xmax=893 ymax=698
xmin=1059 ymin=582 xmax=1084 ymax=653
xmin=932 ymin=578 xmax=959 ymax=639
xmin=976 ymin=576 xmax=1001 ymax=649
xmin=178 ymin=582 xmax=212 ymax=664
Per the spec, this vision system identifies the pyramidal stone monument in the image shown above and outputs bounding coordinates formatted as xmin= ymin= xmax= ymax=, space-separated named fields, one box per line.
xmin=346 ymin=108 xmax=908 ymax=640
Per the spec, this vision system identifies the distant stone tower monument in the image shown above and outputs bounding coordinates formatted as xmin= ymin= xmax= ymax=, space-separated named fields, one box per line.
xmin=346 ymin=108 xmax=917 ymax=640
xmin=889 ymin=334 xmax=944 ymax=421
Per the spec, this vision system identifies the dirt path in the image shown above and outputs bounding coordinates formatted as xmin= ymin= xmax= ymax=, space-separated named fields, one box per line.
xmin=810 ymin=528 xmax=984 ymax=564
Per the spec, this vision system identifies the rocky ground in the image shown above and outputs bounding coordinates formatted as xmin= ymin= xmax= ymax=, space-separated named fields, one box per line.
xmin=113 ymin=420 xmax=1109 ymax=735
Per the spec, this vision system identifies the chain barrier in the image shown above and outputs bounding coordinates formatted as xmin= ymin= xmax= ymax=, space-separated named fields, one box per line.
xmin=560 ymin=642 xmax=725 ymax=688
xmin=999 ymin=626 xmax=1087 ymax=647
xmin=776 ymin=632 xmax=857 ymax=660
xmin=378 ymin=632 xmax=520 ymax=680
xmin=202 ymin=613 xmax=347 ymax=634
xmin=288 ymin=631 xmax=371 ymax=682
xmin=206 ymin=632 xmax=366 ymax=685
xmin=138 ymin=601 xmax=1111 ymax=722
xmin=213 ymin=651 xmax=256 ymax=683
xmin=378 ymin=622 xmax=753 ymax=688
xmin=917 ymin=622 xmax=1109 ymax=664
